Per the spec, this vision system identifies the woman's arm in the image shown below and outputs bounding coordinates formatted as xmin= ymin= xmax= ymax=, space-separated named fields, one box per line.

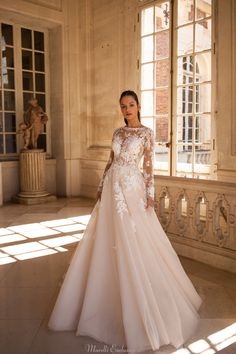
xmin=96 ymin=150 xmax=114 ymax=201
xmin=143 ymin=129 xmax=155 ymax=208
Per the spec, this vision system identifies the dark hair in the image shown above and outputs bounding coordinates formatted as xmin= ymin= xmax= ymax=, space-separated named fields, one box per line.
xmin=119 ymin=90 xmax=141 ymax=125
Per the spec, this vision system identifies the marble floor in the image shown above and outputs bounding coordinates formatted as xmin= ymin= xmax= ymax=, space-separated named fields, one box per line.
xmin=0 ymin=197 xmax=236 ymax=354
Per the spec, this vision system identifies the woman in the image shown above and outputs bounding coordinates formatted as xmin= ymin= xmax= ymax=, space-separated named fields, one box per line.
xmin=48 ymin=90 xmax=202 ymax=352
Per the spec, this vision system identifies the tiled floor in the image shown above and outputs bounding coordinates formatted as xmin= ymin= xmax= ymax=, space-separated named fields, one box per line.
xmin=0 ymin=197 xmax=236 ymax=354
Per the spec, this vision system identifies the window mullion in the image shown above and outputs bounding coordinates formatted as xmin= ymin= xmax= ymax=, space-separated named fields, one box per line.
xmin=14 ymin=25 xmax=23 ymax=153
xmin=192 ymin=0 xmax=196 ymax=176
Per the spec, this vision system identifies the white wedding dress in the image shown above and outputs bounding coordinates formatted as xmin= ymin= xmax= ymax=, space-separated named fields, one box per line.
xmin=48 ymin=126 xmax=202 ymax=352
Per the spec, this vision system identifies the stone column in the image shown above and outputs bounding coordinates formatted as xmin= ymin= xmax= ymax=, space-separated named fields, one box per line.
xmin=15 ymin=149 xmax=56 ymax=204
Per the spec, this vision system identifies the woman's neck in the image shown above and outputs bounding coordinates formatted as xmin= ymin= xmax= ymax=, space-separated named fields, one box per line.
xmin=127 ymin=119 xmax=142 ymax=128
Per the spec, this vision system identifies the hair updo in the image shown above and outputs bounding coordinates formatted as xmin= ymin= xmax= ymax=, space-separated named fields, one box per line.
xmin=119 ymin=90 xmax=141 ymax=125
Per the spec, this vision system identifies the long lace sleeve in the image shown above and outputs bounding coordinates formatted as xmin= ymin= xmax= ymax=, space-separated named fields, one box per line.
xmin=97 ymin=150 xmax=114 ymax=193
xmin=143 ymin=129 xmax=155 ymax=200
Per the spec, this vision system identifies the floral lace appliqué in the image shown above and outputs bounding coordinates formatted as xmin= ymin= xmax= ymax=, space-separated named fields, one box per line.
xmin=97 ymin=126 xmax=155 ymax=208
xmin=114 ymin=181 xmax=128 ymax=216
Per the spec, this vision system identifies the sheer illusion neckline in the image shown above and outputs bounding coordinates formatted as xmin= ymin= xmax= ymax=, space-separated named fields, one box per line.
xmin=123 ymin=125 xmax=146 ymax=130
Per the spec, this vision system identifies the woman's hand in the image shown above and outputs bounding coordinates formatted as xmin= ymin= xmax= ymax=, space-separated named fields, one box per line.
xmin=146 ymin=197 xmax=154 ymax=209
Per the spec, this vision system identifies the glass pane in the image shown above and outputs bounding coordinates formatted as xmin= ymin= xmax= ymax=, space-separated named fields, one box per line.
xmin=155 ymin=143 xmax=169 ymax=171
xmin=195 ymin=83 xmax=211 ymax=113
xmin=36 ymin=94 xmax=46 ymax=111
xmin=177 ymin=116 xmax=193 ymax=143
xmin=0 ymin=135 xmax=3 ymax=153
xmin=195 ymin=146 xmax=211 ymax=166
xmin=1 ymin=57 xmax=7 ymax=77
xmin=22 ymin=50 xmax=33 ymax=70
xmin=3 ymin=69 xmax=15 ymax=89
xmin=0 ymin=112 xmax=3 ymax=131
xmin=195 ymin=52 xmax=211 ymax=82
xmin=141 ymin=91 xmax=153 ymax=116
xmin=155 ymin=31 xmax=169 ymax=60
xmin=141 ymin=36 xmax=153 ymax=63
xmin=141 ymin=7 xmax=154 ymax=36
xmin=23 ymin=92 xmax=33 ymax=111
xmin=177 ymin=56 xmax=194 ymax=85
xmin=2 ymin=47 xmax=14 ymax=68
xmin=156 ymin=116 xmax=168 ymax=142
xmin=0 ymin=91 xmax=2 ymax=109
xmin=5 ymin=113 xmax=16 ymax=132
xmin=37 ymin=134 xmax=46 ymax=150
xmin=1 ymin=24 xmax=13 ymax=45
xmin=177 ymin=25 xmax=193 ymax=55
xmin=6 ymin=134 xmax=16 ymax=153
xmin=21 ymin=28 xmax=32 ymax=49
xmin=141 ymin=63 xmax=154 ymax=90
xmin=155 ymin=59 xmax=169 ymax=87
xmin=177 ymin=86 xmax=193 ymax=114
xmin=177 ymin=144 xmax=193 ymax=172
xmin=34 ymin=31 xmax=44 ymax=51
xmin=4 ymin=91 xmax=15 ymax=110
xmin=22 ymin=71 xmax=33 ymax=91
xmin=35 ymin=73 xmax=45 ymax=92
xmin=155 ymin=2 xmax=170 ymax=31
xmin=141 ymin=117 xmax=154 ymax=130
xmin=178 ymin=0 xmax=194 ymax=26
xmin=35 ymin=52 xmax=45 ymax=72
xmin=196 ymin=0 xmax=212 ymax=20
xmin=196 ymin=114 xmax=211 ymax=144
xmin=156 ymin=88 xmax=168 ymax=114
xmin=195 ymin=19 xmax=211 ymax=52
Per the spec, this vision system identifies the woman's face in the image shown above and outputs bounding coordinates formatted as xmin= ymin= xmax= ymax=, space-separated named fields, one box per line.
xmin=120 ymin=95 xmax=140 ymax=122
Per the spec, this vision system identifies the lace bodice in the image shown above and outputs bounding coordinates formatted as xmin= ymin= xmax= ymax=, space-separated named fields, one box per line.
xmin=98 ymin=126 xmax=155 ymax=200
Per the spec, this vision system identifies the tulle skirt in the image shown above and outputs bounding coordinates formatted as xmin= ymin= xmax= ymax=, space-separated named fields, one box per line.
xmin=48 ymin=165 xmax=202 ymax=352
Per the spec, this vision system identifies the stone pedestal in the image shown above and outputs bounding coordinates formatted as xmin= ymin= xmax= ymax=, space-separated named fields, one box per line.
xmin=14 ymin=149 xmax=56 ymax=204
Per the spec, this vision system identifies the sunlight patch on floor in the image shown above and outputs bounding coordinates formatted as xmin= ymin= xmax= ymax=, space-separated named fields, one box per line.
xmin=69 ymin=215 xmax=91 ymax=224
xmin=40 ymin=218 xmax=77 ymax=227
xmin=172 ymin=322 xmax=236 ymax=353
xmin=0 ymin=234 xmax=26 ymax=245
xmin=16 ymin=248 xmax=57 ymax=260
xmin=0 ymin=215 xmax=91 ymax=264
xmin=52 ymin=223 xmax=86 ymax=233
xmin=40 ymin=235 xmax=80 ymax=247
xmin=0 ymin=228 xmax=15 ymax=236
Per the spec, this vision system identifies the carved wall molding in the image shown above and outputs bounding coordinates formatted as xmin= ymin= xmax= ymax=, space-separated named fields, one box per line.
xmin=23 ymin=0 xmax=62 ymax=11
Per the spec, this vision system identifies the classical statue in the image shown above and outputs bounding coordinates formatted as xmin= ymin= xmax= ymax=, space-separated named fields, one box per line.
xmin=17 ymin=122 xmax=32 ymax=150
xmin=18 ymin=98 xmax=48 ymax=150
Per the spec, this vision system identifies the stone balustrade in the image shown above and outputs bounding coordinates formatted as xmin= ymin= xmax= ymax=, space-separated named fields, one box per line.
xmin=154 ymin=175 xmax=236 ymax=273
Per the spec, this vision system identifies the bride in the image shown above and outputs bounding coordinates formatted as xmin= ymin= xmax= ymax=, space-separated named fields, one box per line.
xmin=48 ymin=90 xmax=202 ymax=352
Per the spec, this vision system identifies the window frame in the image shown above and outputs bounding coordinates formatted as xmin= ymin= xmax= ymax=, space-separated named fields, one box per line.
xmin=138 ymin=0 xmax=215 ymax=179
xmin=138 ymin=0 xmax=173 ymax=176
xmin=0 ymin=18 xmax=51 ymax=160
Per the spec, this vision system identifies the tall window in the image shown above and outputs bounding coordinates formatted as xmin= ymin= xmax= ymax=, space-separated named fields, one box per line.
xmin=0 ymin=24 xmax=16 ymax=155
xmin=139 ymin=0 xmax=212 ymax=178
xmin=0 ymin=22 xmax=48 ymax=159
xmin=21 ymin=28 xmax=47 ymax=150
xmin=176 ymin=0 xmax=212 ymax=177
xmin=140 ymin=2 xmax=171 ymax=174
